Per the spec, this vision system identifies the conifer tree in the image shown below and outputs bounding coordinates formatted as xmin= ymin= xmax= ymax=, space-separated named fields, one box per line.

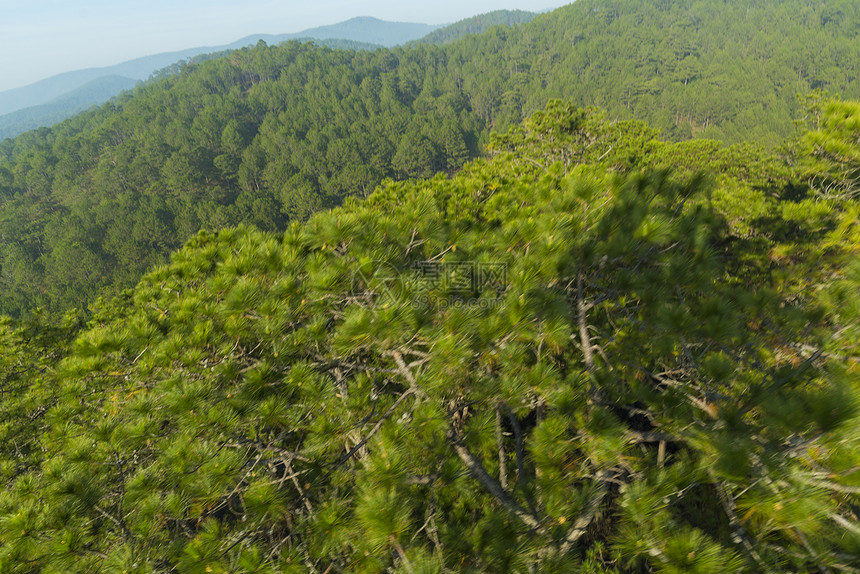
xmin=803 ymin=97 xmax=860 ymax=200
xmin=0 ymin=101 xmax=857 ymax=573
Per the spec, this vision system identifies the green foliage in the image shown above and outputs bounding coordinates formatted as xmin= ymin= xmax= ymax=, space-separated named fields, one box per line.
xmin=0 ymin=101 xmax=856 ymax=572
xmin=0 ymin=42 xmax=483 ymax=318
xmin=802 ymin=96 xmax=860 ymax=199
xmin=408 ymin=10 xmax=538 ymax=46
xmin=2 ymin=0 xmax=860 ymax=319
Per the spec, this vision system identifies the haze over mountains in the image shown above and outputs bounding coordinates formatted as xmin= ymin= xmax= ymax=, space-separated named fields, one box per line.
xmin=0 ymin=16 xmax=454 ymax=139
xmin=407 ymin=9 xmax=537 ymax=45
xmin=0 ymin=11 xmax=548 ymax=140
xmin=0 ymin=76 xmax=140 ymax=141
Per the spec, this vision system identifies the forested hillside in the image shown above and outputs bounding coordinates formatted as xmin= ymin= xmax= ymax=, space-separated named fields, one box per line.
xmin=0 ymin=38 xmax=384 ymax=141
xmin=408 ymin=9 xmax=537 ymax=45
xmin=0 ymin=97 xmax=857 ymax=572
xmin=1 ymin=0 xmax=858 ymax=319
xmin=0 ymin=43 xmax=483 ymax=316
xmin=0 ymin=15 xmax=423 ymax=118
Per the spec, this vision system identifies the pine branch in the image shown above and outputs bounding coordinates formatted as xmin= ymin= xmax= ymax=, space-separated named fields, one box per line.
xmin=791 ymin=343 xmax=859 ymax=364
xmin=496 ymin=403 xmax=508 ymax=490
xmin=327 ymin=351 xmax=423 ymax=472
xmin=93 ymin=504 xmax=133 ymax=542
xmin=558 ymin=480 xmax=608 ymax=554
xmin=388 ymin=349 xmax=430 ymax=381
xmin=288 ymin=458 xmax=314 ymax=513
xmin=227 ymin=432 xmax=310 ymax=463
xmin=403 ymin=227 xmax=426 ymax=257
xmin=710 ymin=471 xmax=771 ymax=572
xmin=504 ymin=405 xmax=527 ymax=489
xmin=577 ymin=273 xmax=595 ymax=370
xmin=393 ymin=541 xmax=416 ymax=574
xmin=447 ymin=425 xmax=542 ymax=531
xmin=576 ymin=271 xmax=604 ymax=403
xmin=333 ymin=387 xmax=416 ymax=468
xmin=795 ymin=528 xmax=832 ymax=574
xmin=311 ymin=353 xmax=402 ymax=376
xmin=798 ymin=475 xmax=860 ymax=495
xmin=831 ymin=513 xmax=860 ymax=537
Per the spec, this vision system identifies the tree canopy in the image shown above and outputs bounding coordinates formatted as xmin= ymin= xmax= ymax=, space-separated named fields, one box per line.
xmin=0 ymin=99 xmax=857 ymax=573
xmin=1 ymin=0 xmax=859 ymax=318
xmin=0 ymin=5 xmax=858 ymax=568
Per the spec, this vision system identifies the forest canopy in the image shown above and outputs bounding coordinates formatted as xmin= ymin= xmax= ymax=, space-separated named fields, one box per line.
xmin=0 ymin=1 xmax=858 ymax=571
xmin=1 ymin=0 xmax=858 ymax=318
xmin=0 ymin=98 xmax=857 ymax=572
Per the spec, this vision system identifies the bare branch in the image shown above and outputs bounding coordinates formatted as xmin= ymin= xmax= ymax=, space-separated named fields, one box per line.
xmin=496 ymin=403 xmax=508 ymax=490
xmin=558 ymin=482 xmax=608 ymax=554
xmin=831 ymin=513 xmax=860 ymax=537
xmin=94 ymin=504 xmax=133 ymax=542
xmin=710 ymin=471 xmax=770 ymax=571
xmin=287 ymin=458 xmax=314 ymax=513
xmin=447 ymin=428 xmax=542 ymax=531
xmin=577 ymin=272 xmax=595 ymax=373
xmin=334 ymin=387 xmax=416 ymax=467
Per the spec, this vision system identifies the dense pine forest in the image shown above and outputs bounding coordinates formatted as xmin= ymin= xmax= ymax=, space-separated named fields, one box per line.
xmin=1 ymin=0 xmax=858 ymax=318
xmin=406 ymin=10 xmax=538 ymax=46
xmin=0 ymin=0 xmax=859 ymax=572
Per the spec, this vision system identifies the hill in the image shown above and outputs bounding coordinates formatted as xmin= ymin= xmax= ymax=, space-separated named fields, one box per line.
xmin=0 ymin=0 xmax=858 ymax=319
xmin=0 ymin=16 xmax=431 ymax=129
xmin=0 ymin=34 xmax=383 ymax=140
xmin=447 ymin=0 xmax=860 ymax=143
xmin=253 ymin=16 xmax=440 ymax=47
xmin=0 ymin=48 xmax=224 ymax=117
xmin=409 ymin=9 xmax=537 ymax=45
xmin=0 ymin=75 xmax=139 ymax=140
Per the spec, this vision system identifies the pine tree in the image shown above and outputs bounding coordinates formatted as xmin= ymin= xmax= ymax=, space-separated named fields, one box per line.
xmin=0 ymin=101 xmax=857 ymax=573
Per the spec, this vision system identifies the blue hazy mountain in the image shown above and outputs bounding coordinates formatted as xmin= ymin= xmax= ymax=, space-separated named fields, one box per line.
xmin=242 ymin=16 xmax=439 ymax=47
xmin=0 ymin=75 xmax=139 ymax=140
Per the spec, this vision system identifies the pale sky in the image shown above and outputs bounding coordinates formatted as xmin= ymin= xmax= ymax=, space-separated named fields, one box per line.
xmin=0 ymin=0 xmax=568 ymax=92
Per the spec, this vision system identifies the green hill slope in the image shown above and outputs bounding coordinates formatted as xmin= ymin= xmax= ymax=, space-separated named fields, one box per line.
xmin=0 ymin=17 xmax=432 ymax=118
xmin=0 ymin=0 xmax=858 ymax=318
xmin=0 ymin=17 xmax=418 ymax=138
xmin=0 ymin=42 xmax=484 ymax=317
xmin=447 ymin=0 xmax=860 ymax=142
xmin=409 ymin=9 xmax=537 ymax=45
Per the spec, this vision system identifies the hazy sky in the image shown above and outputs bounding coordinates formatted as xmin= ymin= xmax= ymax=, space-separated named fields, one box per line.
xmin=1 ymin=0 xmax=568 ymax=92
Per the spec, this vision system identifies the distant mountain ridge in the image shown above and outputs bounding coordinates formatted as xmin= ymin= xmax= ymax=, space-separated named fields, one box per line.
xmin=0 ymin=49 xmax=222 ymax=117
xmin=0 ymin=75 xmax=138 ymax=140
xmin=408 ymin=10 xmax=537 ymax=45
xmin=0 ymin=36 xmax=383 ymax=140
xmin=0 ymin=10 xmax=548 ymax=140
xmin=0 ymin=16 xmax=442 ymax=138
xmin=243 ymin=16 xmax=440 ymax=47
